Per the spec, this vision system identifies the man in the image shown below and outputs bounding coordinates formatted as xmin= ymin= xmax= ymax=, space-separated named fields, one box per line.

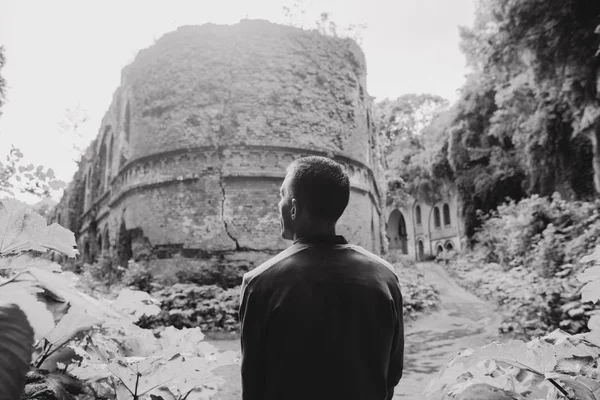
xmin=239 ymin=156 xmax=404 ymax=400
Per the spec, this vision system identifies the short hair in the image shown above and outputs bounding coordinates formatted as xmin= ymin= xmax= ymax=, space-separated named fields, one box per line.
xmin=286 ymin=156 xmax=350 ymax=222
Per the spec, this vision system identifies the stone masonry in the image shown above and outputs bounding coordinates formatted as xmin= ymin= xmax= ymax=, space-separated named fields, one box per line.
xmin=50 ymin=20 xmax=386 ymax=275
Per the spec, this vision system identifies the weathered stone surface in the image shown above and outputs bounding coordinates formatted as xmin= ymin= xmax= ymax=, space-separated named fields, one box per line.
xmin=49 ymin=19 xmax=385 ymax=271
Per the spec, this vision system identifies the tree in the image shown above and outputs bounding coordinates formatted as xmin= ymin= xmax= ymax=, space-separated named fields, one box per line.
xmin=461 ymin=0 xmax=600 ymax=195
xmin=373 ymin=94 xmax=450 ymax=203
xmin=416 ymin=0 xmax=600 ymax=242
xmin=374 ymin=94 xmax=449 ymax=160
xmin=0 ymin=146 xmax=67 ymax=199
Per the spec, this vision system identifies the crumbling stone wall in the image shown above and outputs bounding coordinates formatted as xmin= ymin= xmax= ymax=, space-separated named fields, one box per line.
xmin=51 ymin=19 xmax=386 ymax=277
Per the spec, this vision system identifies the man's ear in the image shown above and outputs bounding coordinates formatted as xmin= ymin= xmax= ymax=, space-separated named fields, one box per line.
xmin=291 ymin=198 xmax=297 ymax=220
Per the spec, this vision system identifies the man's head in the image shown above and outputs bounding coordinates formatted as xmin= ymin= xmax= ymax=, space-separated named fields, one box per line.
xmin=278 ymin=156 xmax=350 ymax=240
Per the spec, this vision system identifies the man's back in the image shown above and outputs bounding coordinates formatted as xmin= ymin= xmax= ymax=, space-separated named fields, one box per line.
xmin=239 ymin=235 xmax=404 ymax=400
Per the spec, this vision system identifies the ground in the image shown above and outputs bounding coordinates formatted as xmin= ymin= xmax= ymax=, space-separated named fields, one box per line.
xmin=207 ymin=262 xmax=503 ymax=400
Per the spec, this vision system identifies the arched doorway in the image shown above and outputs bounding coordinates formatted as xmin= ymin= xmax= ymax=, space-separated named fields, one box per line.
xmin=445 ymin=241 xmax=454 ymax=251
xmin=417 ymin=239 xmax=425 ymax=261
xmin=436 ymin=244 xmax=444 ymax=255
xmin=387 ymin=210 xmax=408 ymax=254
xmin=398 ymin=213 xmax=408 ymax=254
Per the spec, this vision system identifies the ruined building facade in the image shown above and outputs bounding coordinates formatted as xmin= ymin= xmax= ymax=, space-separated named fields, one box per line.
xmin=50 ymin=20 xmax=386 ymax=273
xmin=386 ymin=191 xmax=465 ymax=261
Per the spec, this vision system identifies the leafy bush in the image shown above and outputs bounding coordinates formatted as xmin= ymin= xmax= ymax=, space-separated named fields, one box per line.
xmin=122 ymin=260 xmax=154 ymax=292
xmin=168 ymin=261 xmax=250 ymax=289
xmin=137 ymin=284 xmax=240 ymax=334
xmin=426 ymin=245 xmax=600 ymax=400
xmin=450 ymin=194 xmax=600 ymax=339
xmin=137 ymin=256 xmax=440 ymax=335
xmin=397 ymin=265 xmax=440 ymax=321
xmin=0 ymin=198 xmax=236 ymax=400
xmin=474 ymin=193 xmax=600 ymax=277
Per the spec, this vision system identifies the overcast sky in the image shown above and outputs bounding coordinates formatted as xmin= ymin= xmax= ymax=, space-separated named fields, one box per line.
xmin=0 ymin=0 xmax=476 ymax=203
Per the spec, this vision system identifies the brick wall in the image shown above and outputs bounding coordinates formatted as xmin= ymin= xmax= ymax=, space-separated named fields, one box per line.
xmin=52 ymin=19 xmax=386 ymax=273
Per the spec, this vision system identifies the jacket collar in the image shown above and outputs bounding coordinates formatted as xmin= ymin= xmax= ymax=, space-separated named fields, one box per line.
xmin=293 ymin=235 xmax=348 ymax=245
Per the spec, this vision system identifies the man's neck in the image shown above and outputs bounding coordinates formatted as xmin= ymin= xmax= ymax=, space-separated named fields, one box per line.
xmin=293 ymin=225 xmax=336 ymax=241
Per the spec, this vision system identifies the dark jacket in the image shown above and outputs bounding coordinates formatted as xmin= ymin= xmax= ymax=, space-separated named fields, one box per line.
xmin=239 ymin=235 xmax=404 ymax=400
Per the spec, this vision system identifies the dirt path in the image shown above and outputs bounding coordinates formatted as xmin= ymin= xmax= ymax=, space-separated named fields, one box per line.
xmin=208 ymin=262 xmax=503 ymax=400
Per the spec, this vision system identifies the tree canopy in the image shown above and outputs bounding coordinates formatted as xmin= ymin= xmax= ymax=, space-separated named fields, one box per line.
xmin=373 ymin=93 xmax=451 ymax=205
xmin=379 ymin=0 xmax=600 ymax=241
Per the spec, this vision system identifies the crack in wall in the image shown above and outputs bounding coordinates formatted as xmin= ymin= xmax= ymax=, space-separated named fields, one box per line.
xmin=215 ymin=36 xmax=241 ymax=251
xmin=213 ymin=34 xmax=263 ymax=252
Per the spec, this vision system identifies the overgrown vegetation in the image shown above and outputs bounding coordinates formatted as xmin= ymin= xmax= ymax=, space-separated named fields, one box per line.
xmin=373 ymin=93 xmax=452 ymax=205
xmin=378 ymin=0 xmax=600 ymax=242
xmin=72 ymin=251 xmax=440 ymax=337
xmin=0 ymin=198 xmax=236 ymax=399
xmin=445 ymin=194 xmax=600 ymax=341
xmin=427 ymin=243 xmax=600 ymax=400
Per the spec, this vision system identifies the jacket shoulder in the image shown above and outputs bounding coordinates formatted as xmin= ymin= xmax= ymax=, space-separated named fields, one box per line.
xmin=242 ymin=243 xmax=309 ymax=288
xmin=347 ymin=245 xmax=400 ymax=280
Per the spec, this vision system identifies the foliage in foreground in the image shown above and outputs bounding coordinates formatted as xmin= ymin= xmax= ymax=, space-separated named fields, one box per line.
xmin=448 ymin=194 xmax=600 ymax=340
xmin=427 ymin=245 xmax=600 ymax=400
xmin=0 ymin=198 xmax=237 ymax=400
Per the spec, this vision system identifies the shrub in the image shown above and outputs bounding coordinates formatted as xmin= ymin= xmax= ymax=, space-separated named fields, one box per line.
xmin=122 ymin=260 xmax=154 ymax=292
xmin=448 ymin=194 xmax=600 ymax=340
xmin=426 ymin=245 xmax=600 ymax=400
xmin=137 ymin=284 xmax=241 ymax=334
xmin=474 ymin=193 xmax=600 ymax=277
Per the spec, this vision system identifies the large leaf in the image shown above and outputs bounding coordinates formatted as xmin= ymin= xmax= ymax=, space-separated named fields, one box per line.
xmin=0 ymin=283 xmax=55 ymax=340
xmin=111 ymin=288 xmax=161 ymax=322
xmin=98 ymin=318 xmax=160 ymax=357
xmin=15 ymin=267 xmax=124 ymax=320
xmin=44 ymin=306 xmax=103 ymax=351
xmin=545 ymin=372 xmax=600 ymax=400
xmin=21 ymin=368 xmax=84 ymax=400
xmin=589 ymin=315 xmax=600 ymax=332
xmin=0 ymin=253 xmax=62 ymax=272
xmin=0 ymin=304 xmax=34 ymax=400
xmin=155 ymin=326 xmax=217 ymax=358
xmin=145 ymin=353 xmax=225 ymax=400
xmin=0 ymin=198 xmax=78 ymax=257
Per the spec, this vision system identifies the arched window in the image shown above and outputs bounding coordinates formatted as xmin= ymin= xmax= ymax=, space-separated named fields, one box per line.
xmin=415 ymin=205 xmax=422 ymax=226
xmin=434 ymin=207 xmax=441 ymax=229
xmin=97 ymin=235 xmax=102 ymax=256
xmin=103 ymin=229 xmax=110 ymax=253
xmin=386 ymin=209 xmax=408 ymax=254
xmin=443 ymin=203 xmax=451 ymax=226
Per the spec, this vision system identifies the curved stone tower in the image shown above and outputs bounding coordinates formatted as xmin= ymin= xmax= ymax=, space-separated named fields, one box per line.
xmin=51 ymin=20 xmax=385 ymax=273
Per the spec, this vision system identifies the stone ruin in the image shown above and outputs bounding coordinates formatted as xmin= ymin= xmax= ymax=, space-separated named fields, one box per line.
xmin=50 ymin=19 xmax=386 ymax=278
